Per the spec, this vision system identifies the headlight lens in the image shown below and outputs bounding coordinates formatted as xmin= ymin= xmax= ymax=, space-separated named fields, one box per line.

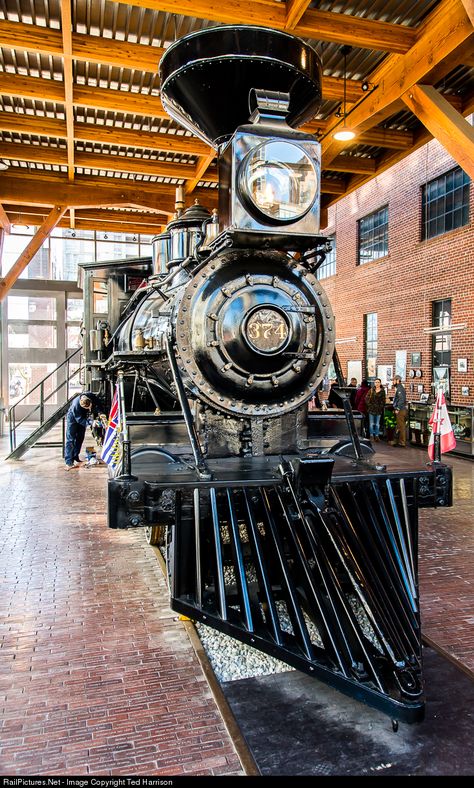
xmin=239 ymin=141 xmax=317 ymax=224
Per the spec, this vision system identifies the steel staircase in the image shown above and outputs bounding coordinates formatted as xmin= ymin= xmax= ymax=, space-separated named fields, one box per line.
xmin=6 ymin=348 xmax=84 ymax=461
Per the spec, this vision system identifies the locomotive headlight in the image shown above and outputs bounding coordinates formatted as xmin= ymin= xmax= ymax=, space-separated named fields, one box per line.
xmin=239 ymin=140 xmax=318 ymax=225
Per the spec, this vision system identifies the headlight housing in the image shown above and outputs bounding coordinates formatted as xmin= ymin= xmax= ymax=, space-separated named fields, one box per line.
xmin=238 ymin=141 xmax=318 ymax=225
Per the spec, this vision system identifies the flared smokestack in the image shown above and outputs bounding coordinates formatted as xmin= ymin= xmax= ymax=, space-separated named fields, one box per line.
xmin=159 ymin=25 xmax=322 ymax=149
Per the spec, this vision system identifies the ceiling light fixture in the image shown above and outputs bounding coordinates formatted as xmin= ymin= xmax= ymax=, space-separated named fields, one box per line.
xmin=333 ymin=45 xmax=356 ymax=142
xmin=0 ymin=159 xmax=9 ymax=171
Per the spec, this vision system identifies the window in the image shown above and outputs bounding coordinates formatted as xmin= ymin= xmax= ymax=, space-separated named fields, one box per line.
xmin=317 ymin=237 xmax=336 ymax=280
xmin=66 ymin=296 xmax=84 ymax=351
xmin=432 ymin=299 xmax=452 ymax=369
xmin=357 ymin=206 xmax=388 ymax=264
xmin=1 ymin=226 xmax=152 ymax=282
xmin=422 ymin=167 xmax=470 ymax=240
xmin=364 ymin=312 xmax=378 ymax=380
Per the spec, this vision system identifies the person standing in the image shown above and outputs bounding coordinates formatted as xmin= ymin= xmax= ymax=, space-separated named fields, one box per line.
xmin=392 ymin=375 xmax=407 ymax=447
xmin=348 ymin=377 xmax=358 ymax=407
xmin=64 ymin=391 xmax=105 ymax=470
xmin=354 ymin=378 xmax=371 ymax=436
xmin=365 ymin=378 xmax=386 ymax=442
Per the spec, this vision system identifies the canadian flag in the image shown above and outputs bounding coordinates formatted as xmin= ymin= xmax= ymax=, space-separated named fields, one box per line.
xmin=428 ymin=390 xmax=456 ymax=461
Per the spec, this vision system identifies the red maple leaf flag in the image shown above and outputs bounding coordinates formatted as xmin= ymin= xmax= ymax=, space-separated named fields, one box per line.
xmin=428 ymin=390 xmax=456 ymax=461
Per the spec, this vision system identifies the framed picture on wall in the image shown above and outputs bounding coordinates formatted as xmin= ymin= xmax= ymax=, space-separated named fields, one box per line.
xmin=458 ymin=358 xmax=468 ymax=372
xmin=411 ymin=352 xmax=421 ymax=366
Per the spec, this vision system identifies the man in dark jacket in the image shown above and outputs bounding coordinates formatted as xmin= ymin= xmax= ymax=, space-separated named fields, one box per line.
xmin=392 ymin=375 xmax=407 ymax=447
xmin=65 ymin=391 xmax=105 ymax=470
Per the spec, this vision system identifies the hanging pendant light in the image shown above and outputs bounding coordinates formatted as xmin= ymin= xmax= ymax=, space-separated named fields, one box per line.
xmin=333 ymin=45 xmax=356 ymax=141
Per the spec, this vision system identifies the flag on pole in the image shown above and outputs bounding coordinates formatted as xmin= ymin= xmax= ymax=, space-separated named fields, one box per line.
xmin=101 ymin=384 xmax=122 ymax=473
xmin=428 ymin=390 xmax=456 ymax=461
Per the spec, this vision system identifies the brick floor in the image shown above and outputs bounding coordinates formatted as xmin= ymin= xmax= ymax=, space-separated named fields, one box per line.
xmin=0 ymin=439 xmax=472 ymax=775
xmin=0 ymin=443 xmax=244 ymax=777
xmin=371 ymin=443 xmax=474 ymax=675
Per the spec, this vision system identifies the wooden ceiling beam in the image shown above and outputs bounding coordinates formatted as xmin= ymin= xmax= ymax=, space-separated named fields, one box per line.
xmin=285 ymin=1 xmax=312 ymax=31
xmin=0 ymin=173 xmax=216 ymax=213
xmin=0 ymin=112 xmax=67 ymax=139
xmin=320 ymin=178 xmax=345 ymax=195
xmin=5 ymin=214 xmax=164 ymax=235
xmin=321 ymin=0 xmax=474 ymax=166
xmin=0 ymin=205 xmax=68 ymax=300
xmin=185 ymin=151 xmax=217 ymax=195
xmin=0 ymin=203 xmax=12 ymax=234
xmin=3 ymin=203 xmax=165 ymax=224
xmin=0 ymin=49 xmax=361 ymax=110
xmin=326 ymin=156 xmax=376 ymax=175
xmin=460 ymin=0 xmax=474 ymax=26
xmin=60 ymin=0 xmax=75 ymax=180
xmin=0 ymin=110 xmax=414 ymax=156
xmin=0 ymin=19 xmax=163 ymax=72
xmin=74 ymin=123 xmax=207 ymax=155
xmin=401 ymin=84 xmax=474 ymax=180
xmin=106 ymin=1 xmax=416 ymax=53
xmin=0 ymin=141 xmax=217 ymax=182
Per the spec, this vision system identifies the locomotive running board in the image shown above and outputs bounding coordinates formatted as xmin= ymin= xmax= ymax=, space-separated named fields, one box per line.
xmin=168 ymin=461 xmax=427 ymax=724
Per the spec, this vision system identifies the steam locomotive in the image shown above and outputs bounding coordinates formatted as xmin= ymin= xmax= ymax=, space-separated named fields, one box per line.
xmin=81 ymin=25 xmax=452 ymax=725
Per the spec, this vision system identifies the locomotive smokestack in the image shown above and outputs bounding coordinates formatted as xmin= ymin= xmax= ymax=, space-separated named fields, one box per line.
xmin=159 ymin=25 xmax=322 ymax=149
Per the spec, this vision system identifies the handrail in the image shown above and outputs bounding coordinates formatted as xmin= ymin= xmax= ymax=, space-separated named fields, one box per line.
xmin=8 ymin=347 xmax=84 ymax=453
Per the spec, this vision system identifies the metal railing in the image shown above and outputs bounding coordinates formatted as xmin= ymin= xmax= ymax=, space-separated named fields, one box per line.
xmin=8 ymin=348 xmax=84 ymax=453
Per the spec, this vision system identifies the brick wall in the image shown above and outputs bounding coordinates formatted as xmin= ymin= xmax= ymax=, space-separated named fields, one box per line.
xmin=321 ymin=134 xmax=474 ymax=406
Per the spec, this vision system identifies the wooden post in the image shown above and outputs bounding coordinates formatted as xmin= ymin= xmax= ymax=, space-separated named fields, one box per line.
xmin=60 ymin=0 xmax=75 ymax=181
xmin=0 ymin=202 xmax=11 ymax=234
xmin=0 ymin=205 xmax=68 ymax=301
xmin=402 ymin=84 xmax=474 ymax=179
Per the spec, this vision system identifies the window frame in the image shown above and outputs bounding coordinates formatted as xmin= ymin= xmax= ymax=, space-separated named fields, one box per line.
xmin=421 ymin=166 xmax=470 ymax=241
xmin=357 ymin=205 xmax=389 ymax=265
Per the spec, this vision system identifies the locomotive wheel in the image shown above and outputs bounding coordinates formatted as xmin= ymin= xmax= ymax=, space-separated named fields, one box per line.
xmin=145 ymin=524 xmax=166 ymax=546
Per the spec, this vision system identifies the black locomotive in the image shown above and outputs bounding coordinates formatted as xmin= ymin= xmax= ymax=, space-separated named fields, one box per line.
xmin=81 ymin=25 xmax=452 ymax=724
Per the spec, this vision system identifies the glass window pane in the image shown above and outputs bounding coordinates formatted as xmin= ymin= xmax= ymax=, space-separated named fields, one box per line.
xmin=67 ymin=364 xmax=83 ymax=398
xmin=423 ymin=167 xmax=470 ymax=240
xmin=358 ymin=207 xmax=388 ymax=264
xmin=67 ymin=325 xmax=82 ymax=349
xmin=50 ymin=237 xmax=95 ymax=281
xmin=66 ymin=297 xmax=84 ymax=322
xmin=96 ymin=241 xmax=139 ymax=261
xmin=8 ymin=323 xmax=57 ymax=349
xmin=93 ymin=293 xmax=108 ymax=314
xmin=8 ymin=296 xmax=57 ymax=321
xmin=8 ymin=363 xmax=57 ymax=407
xmin=2 ymin=234 xmax=50 ymax=279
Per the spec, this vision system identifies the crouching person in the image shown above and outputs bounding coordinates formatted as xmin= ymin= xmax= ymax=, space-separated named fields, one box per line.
xmin=64 ymin=391 xmax=105 ymax=470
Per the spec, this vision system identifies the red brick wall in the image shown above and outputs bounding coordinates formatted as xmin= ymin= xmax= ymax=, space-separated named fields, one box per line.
xmin=321 ymin=133 xmax=474 ymax=405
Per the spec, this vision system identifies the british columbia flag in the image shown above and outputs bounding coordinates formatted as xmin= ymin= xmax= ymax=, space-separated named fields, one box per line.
xmin=101 ymin=384 xmax=122 ymax=473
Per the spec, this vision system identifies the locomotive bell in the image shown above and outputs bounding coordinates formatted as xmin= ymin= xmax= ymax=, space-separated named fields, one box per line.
xmin=166 ymin=200 xmax=211 ymax=264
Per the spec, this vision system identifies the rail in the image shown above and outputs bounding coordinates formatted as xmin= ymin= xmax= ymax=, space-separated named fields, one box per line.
xmin=8 ymin=348 xmax=84 ymax=453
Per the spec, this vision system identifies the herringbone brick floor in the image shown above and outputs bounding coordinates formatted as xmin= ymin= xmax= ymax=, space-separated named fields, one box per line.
xmin=0 ymin=438 xmax=472 ymax=775
xmin=0 ymin=443 xmax=244 ymax=776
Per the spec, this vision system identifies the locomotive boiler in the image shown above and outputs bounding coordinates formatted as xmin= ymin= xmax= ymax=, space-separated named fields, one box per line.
xmin=81 ymin=25 xmax=452 ymax=725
